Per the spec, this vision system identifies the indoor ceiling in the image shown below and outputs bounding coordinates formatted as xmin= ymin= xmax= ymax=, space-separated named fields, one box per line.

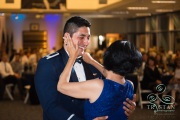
xmin=0 ymin=0 xmax=180 ymax=19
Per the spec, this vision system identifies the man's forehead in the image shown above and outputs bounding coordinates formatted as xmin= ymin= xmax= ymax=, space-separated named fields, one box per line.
xmin=73 ymin=30 xmax=90 ymax=37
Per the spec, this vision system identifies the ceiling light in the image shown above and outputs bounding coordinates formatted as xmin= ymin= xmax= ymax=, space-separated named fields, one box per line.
xmin=15 ymin=14 xmax=18 ymax=19
xmin=112 ymin=11 xmax=129 ymax=14
xmin=136 ymin=13 xmax=151 ymax=16
xmin=156 ymin=9 xmax=173 ymax=12
xmin=36 ymin=14 xmax=44 ymax=19
xmin=152 ymin=1 xmax=176 ymax=3
xmin=79 ymin=14 xmax=115 ymax=18
xmin=127 ymin=7 xmax=148 ymax=10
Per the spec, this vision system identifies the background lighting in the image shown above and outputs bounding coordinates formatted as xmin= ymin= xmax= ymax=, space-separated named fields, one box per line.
xmin=127 ymin=7 xmax=148 ymax=10
xmin=152 ymin=1 xmax=176 ymax=3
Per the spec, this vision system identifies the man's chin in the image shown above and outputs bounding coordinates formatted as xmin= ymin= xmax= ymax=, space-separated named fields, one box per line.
xmin=78 ymin=47 xmax=85 ymax=56
xmin=78 ymin=50 xmax=84 ymax=57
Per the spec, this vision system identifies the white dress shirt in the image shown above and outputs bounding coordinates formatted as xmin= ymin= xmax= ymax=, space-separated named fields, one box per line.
xmin=65 ymin=50 xmax=86 ymax=82
xmin=0 ymin=62 xmax=14 ymax=78
xmin=74 ymin=62 xmax=86 ymax=82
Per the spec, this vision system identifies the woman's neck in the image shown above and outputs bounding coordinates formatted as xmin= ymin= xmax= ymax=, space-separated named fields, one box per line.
xmin=106 ymin=71 xmax=125 ymax=84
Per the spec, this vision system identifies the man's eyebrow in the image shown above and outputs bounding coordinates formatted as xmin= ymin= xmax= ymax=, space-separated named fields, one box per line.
xmin=79 ymin=34 xmax=86 ymax=37
xmin=78 ymin=34 xmax=90 ymax=37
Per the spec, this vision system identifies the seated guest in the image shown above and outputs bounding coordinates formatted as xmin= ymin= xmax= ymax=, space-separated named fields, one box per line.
xmin=166 ymin=50 xmax=175 ymax=73
xmin=141 ymin=56 xmax=162 ymax=92
xmin=19 ymin=49 xmax=29 ymax=67
xmin=155 ymin=53 xmax=166 ymax=74
xmin=164 ymin=57 xmax=180 ymax=104
xmin=11 ymin=53 xmax=25 ymax=99
xmin=0 ymin=54 xmax=18 ymax=98
xmin=136 ymin=52 xmax=148 ymax=78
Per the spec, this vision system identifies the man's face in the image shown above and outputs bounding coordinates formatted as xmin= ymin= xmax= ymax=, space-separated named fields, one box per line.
xmin=65 ymin=26 xmax=90 ymax=56
xmin=2 ymin=56 xmax=8 ymax=62
xmin=15 ymin=55 xmax=20 ymax=61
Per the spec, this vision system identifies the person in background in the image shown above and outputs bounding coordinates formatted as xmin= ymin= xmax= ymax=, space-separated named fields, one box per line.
xmin=137 ymin=52 xmax=148 ymax=78
xmin=29 ymin=48 xmax=37 ymax=65
xmin=155 ymin=53 xmax=166 ymax=74
xmin=11 ymin=53 xmax=25 ymax=99
xmin=141 ymin=56 xmax=162 ymax=92
xmin=57 ymin=38 xmax=142 ymax=120
xmin=35 ymin=16 xmax=136 ymax=120
xmin=174 ymin=50 xmax=180 ymax=60
xmin=9 ymin=49 xmax=17 ymax=62
xmin=164 ymin=57 xmax=180 ymax=105
xmin=0 ymin=54 xmax=18 ymax=99
xmin=167 ymin=50 xmax=175 ymax=72
xmin=19 ymin=49 xmax=29 ymax=66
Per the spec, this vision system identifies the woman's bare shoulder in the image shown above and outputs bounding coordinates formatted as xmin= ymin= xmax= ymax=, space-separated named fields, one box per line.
xmin=87 ymin=78 xmax=104 ymax=88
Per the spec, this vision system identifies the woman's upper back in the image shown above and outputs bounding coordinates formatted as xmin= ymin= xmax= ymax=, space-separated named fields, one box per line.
xmin=84 ymin=79 xmax=134 ymax=120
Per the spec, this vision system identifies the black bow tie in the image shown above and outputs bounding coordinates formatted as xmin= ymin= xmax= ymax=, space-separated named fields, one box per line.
xmin=75 ymin=57 xmax=82 ymax=64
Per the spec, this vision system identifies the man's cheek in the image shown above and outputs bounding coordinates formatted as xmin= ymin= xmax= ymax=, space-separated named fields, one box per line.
xmin=72 ymin=39 xmax=78 ymax=45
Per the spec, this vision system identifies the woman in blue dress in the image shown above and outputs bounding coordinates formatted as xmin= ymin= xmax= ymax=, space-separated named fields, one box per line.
xmin=57 ymin=34 xmax=142 ymax=120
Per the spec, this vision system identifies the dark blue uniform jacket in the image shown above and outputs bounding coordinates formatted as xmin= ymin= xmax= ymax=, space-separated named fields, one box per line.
xmin=35 ymin=47 xmax=102 ymax=120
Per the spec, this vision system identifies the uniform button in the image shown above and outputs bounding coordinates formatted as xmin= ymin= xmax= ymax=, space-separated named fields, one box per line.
xmin=72 ymin=100 xmax=74 ymax=102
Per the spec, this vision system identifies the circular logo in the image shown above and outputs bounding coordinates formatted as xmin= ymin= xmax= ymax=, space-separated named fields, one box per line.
xmin=147 ymin=93 xmax=157 ymax=103
xmin=156 ymin=84 xmax=166 ymax=93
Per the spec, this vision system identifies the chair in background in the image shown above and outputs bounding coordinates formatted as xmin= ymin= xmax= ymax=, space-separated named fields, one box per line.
xmin=137 ymin=76 xmax=152 ymax=109
xmin=5 ymin=83 xmax=14 ymax=101
xmin=24 ymin=85 xmax=31 ymax=104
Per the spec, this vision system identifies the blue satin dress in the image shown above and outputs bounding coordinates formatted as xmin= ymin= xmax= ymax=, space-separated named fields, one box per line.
xmin=84 ymin=79 xmax=134 ymax=120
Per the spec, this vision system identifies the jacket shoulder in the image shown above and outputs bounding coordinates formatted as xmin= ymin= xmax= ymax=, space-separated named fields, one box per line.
xmin=42 ymin=52 xmax=60 ymax=61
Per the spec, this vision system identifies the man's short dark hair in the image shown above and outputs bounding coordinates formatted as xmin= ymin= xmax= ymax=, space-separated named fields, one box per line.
xmin=63 ymin=16 xmax=91 ymax=37
xmin=103 ymin=40 xmax=142 ymax=76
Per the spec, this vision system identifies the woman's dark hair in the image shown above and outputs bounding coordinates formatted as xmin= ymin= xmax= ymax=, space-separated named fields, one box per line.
xmin=63 ymin=16 xmax=91 ymax=37
xmin=103 ymin=40 xmax=142 ymax=76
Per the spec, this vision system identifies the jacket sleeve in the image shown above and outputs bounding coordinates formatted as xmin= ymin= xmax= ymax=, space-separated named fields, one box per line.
xmin=34 ymin=59 xmax=82 ymax=120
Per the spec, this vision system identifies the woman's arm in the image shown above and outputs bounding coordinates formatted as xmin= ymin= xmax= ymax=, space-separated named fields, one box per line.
xmin=57 ymin=55 xmax=103 ymax=101
xmin=83 ymin=53 xmax=107 ymax=78
xmin=57 ymin=33 xmax=78 ymax=92
xmin=57 ymin=33 xmax=103 ymax=102
xmin=58 ymin=78 xmax=103 ymax=100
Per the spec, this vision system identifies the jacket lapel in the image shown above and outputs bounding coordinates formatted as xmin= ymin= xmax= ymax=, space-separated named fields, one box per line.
xmin=58 ymin=48 xmax=95 ymax=82
xmin=59 ymin=47 xmax=79 ymax=82
xmin=82 ymin=60 xmax=95 ymax=80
